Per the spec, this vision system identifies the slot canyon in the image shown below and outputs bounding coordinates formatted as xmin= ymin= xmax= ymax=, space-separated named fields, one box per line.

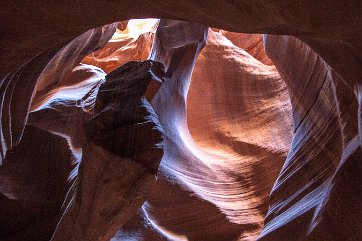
xmin=0 ymin=2 xmax=361 ymax=241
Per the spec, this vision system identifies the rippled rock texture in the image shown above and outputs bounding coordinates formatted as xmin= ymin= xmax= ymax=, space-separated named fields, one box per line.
xmin=1 ymin=1 xmax=362 ymax=241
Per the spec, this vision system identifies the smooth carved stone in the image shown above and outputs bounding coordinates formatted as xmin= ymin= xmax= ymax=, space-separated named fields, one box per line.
xmin=0 ymin=2 xmax=361 ymax=239
xmin=183 ymin=29 xmax=293 ymax=240
xmin=84 ymin=60 xmax=165 ymax=172
xmin=51 ymin=60 xmax=165 ymax=241
xmin=257 ymin=35 xmax=362 ymax=241
xmin=51 ymin=144 xmax=158 ymax=241
xmin=0 ymin=23 xmax=117 ymax=165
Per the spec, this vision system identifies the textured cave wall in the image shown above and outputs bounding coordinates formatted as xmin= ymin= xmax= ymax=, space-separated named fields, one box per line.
xmin=259 ymin=35 xmax=362 ymax=241
xmin=0 ymin=1 xmax=362 ymax=241
xmin=184 ymin=29 xmax=293 ymax=238
xmin=1 ymin=1 xmax=361 ymax=164
xmin=0 ymin=126 xmax=73 ymax=241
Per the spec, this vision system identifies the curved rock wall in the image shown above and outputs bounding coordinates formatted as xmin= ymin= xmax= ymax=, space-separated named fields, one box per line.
xmin=1 ymin=1 xmax=362 ymax=241
xmin=259 ymin=35 xmax=362 ymax=241
xmin=185 ymin=29 xmax=293 ymax=238
xmin=1 ymin=1 xmax=361 ymax=164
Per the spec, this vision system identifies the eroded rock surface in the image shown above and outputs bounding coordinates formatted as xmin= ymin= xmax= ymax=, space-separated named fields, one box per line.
xmin=50 ymin=60 xmax=164 ymax=241
xmin=1 ymin=1 xmax=362 ymax=241
xmin=258 ymin=35 xmax=362 ymax=241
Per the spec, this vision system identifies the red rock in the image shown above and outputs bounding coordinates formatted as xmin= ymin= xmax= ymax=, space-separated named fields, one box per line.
xmin=0 ymin=1 xmax=361 ymax=240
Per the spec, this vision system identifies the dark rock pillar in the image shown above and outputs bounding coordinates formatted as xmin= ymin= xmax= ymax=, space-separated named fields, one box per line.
xmin=51 ymin=60 xmax=165 ymax=241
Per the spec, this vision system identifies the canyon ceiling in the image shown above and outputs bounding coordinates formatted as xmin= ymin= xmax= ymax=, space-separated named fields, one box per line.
xmin=0 ymin=1 xmax=361 ymax=241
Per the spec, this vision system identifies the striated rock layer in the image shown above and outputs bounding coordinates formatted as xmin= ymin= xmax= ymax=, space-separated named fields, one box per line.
xmin=186 ymin=29 xmax=293 ymax=238
xmin=258 ymin=35 xmax=362 ymax=241
xmin=1 ymin=1 xmax=362 ymax=241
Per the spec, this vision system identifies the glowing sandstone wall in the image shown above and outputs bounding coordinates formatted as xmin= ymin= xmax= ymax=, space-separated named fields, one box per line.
xmin=0 ymin=1 xmax=362 ymax=241
xmin=81 ymin=20 xmax=158 ymax=73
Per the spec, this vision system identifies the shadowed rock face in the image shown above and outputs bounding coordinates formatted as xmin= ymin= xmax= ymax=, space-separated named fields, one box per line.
xmin=0 ymin=126 xmax=72 ymax=241
xmin=1 ymin=2 xmax=362 ymax=241
xmin=49 ymin=60 xmax=165 ymax=241
xmin=84 ymin=60 xmax=164 ymax=168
